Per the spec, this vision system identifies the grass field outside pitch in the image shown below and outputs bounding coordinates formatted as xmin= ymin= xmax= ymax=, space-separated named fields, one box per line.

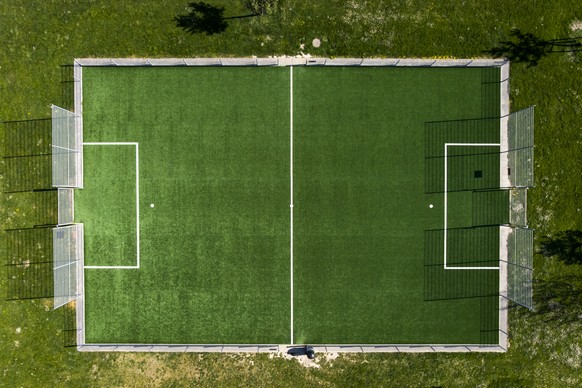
xmin=75 ymin=63 xmax=505 ymax=347
xmin=2 ymin=1 xmax=581 ymax=385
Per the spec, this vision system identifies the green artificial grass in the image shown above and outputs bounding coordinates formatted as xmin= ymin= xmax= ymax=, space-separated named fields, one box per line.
xmin=79 ymin=66 xmax=291 ymax=343
xmin=293 ymin=66 xmax=499 ymax=344
xmin=77 ymin=65 xmax=502 ymax=345
xmin=78 ymin=145 xmax=137 ymax=267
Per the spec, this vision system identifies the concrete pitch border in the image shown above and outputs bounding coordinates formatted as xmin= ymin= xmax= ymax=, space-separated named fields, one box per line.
xmin=74 ymin=57 xmax=508 ymax=67
xmin=498 ymin=62 xmax=510 ymax=352
xmin=78 ymin=344 xmax=506 ymax=353
xmin=73 ymin=58 xmax=510 ymax=353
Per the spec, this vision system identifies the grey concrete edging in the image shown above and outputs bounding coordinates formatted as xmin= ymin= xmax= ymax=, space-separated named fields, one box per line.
xmin=75 ymin=57 xmax=508 ymax=68
xmin=77 ymin=344 xmax=506 ymax=353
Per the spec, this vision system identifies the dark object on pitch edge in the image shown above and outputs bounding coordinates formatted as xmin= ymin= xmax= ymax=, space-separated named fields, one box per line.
xmin=306 ymin=346 xmax=316 ymax=359
xmin=287 ymin=346 xmax=316 ymax=359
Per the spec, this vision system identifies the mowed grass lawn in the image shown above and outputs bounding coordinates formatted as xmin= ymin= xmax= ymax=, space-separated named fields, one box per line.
xmin=1 ymin=0 xmax=581 ymax=386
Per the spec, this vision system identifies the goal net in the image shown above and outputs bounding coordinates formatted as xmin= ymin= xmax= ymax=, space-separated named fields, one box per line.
xmin=58 ymin=188 xmax=75 ymax=225
xmin=509 ymin=188 xmax=528 ymax=227
xmin=52 ymin=105 xmax=83 ymax=188
xmin=507 ymin=107 xmax=534 ymax=188
xmin=53 ymin=224 xmax=84 ymax=309
xmin=501 ymin=227 xmax=534 ymax=309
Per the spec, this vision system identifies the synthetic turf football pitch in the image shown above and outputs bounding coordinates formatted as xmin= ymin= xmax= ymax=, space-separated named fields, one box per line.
xmin=76 ymin=62 xmax=507 ymax=347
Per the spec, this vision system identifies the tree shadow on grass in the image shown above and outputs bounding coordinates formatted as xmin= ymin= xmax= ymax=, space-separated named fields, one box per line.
xmin=523 ymin=230 xmax=582 ymax=323
xmin=485 ymin=29 xmax=582 ymax=67
xmin=174 ymin=2 xmax=260 ymax=36
xmin=538 ymin=230 xmax=582 ymax=265
xmin=531 ymin=275 xmax=582 ymax=324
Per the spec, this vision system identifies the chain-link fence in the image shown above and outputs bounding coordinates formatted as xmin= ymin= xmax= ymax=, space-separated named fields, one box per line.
xmin=502 ymin=227 xmax=534 ymax=309
xmin=53 ymin=224 xmax=83 ymax=309
xmin=52 ymin=105 xmax=83 ymax=188
xmin=507 ymin=107 xmax=534 ymax=187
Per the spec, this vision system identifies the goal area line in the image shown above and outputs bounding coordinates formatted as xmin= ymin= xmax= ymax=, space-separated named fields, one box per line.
xmin=443 ymin=143 xmax=500 ymax=271
xmin=82 ymin=142 xmax=140 ymax=270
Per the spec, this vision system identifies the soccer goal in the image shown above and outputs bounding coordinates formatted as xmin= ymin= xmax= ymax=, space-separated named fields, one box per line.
xmin=52 ymin=105 xmax=83 ymax=188
xmin=53 ymin=224 xmax=84 ymax=309
xmin=506 ymin=107 xmax=534 ymax=188
xmin=500 ymin=226 xmax=534 ymax=309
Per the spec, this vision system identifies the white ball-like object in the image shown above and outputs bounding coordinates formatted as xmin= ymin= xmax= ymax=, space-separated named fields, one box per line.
xmin=150 ymin=203 xmax=155 ymax=208
xmin=312 ymin=38 xmax=321 ymax=48
xmin=429 ymin=204 xmax=434 ymax=208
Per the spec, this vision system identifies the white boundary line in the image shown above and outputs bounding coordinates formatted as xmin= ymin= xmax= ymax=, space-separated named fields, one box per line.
xmin=289 ymin=66 xmax=294 ymax=345
xmin=83 ymin=142 xmax=138 ymax=146
xmin=82 ymin=142 xmax=140 ymax=269
xmin=444 ymin=143 xmax=500 ymax=270
xmin=74 ymin=60 xmax=511 ymax=351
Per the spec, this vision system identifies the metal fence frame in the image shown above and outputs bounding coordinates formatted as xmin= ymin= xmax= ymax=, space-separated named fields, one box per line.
xmin=53 ymin=224 xmax=84 ymax=309
xmin=72 ymin=57 xmax=510 ymax=352
xmin=57 ymin=188 xmax=75 ymax=226
xmin=51 ymin=105 xmax=83 ymax=188
xmin=500 ymin=226 xmax=534 ymax=309
xmin=503 ymin=106 xmax=535 ymax=188
xmin=75 ymin=57 xmax=508 ymax=68
xmin=509 ymin=188 xmax=528 ymax=227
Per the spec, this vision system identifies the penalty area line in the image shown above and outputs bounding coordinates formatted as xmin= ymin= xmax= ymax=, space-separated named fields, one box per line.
xmin=82 ymin=141 xmax=140 ymax=270
xmin=83 ymin=142 xmax=138 ymax=146
xmin=445 ymin=266 xmax=500 ymax=270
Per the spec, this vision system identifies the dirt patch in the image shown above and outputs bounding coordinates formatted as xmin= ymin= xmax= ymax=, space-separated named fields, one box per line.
xmin=323 ymin=352 xmax=340 ymax=363
xmin=114 ymin=353 xmax=199 ymax=385
xmin=42 ymin=299 xmax=53 ymax=311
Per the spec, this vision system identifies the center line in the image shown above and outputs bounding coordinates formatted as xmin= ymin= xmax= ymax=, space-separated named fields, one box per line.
xmin=290 ymin=65 xmax=294 ymax=345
